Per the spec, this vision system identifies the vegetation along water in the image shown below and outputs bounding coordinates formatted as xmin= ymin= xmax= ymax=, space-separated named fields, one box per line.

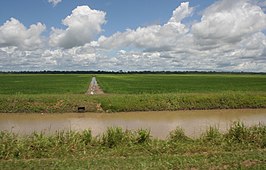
xmin=0 ymin=122 xmax=265 ymax=169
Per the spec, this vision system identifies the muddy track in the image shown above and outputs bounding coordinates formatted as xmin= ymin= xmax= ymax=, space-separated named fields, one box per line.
xmin=87 ymin=77 xmax=104 ymax=95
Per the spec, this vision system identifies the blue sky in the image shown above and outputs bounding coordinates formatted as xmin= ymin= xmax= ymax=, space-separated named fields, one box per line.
xmin=0 ymin=0 xmax=266 ymax=71
xmin=0 ymin=0 xmax=213 ymax=36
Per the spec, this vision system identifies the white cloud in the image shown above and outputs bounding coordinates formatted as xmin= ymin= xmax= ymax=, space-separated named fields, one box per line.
xmin=0 ymin=47 xmax=54 ymax=71
xmin=192 ymin=0 xmax=266 ymax=45
xmin=98 ymin=2 xmax=193 ymax=51
xmin=95 ymin=0 xmax=266 ymax=72
xmin=48 ymin=0 xmax=62 ymax=6
xmin=0 ymin=44 xmax=100 ymax=71
xmin=0 ymin=18 xmax=46 ymax=50
xmin=49 ymin=6 xmax=106 ymax=49
xmin=169 ymin=2 xmax=193 ymax=23
xmin=1 ymin=0 xmax=266 ymax=72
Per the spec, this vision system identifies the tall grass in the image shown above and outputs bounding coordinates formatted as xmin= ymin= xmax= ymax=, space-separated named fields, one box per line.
xmin=101 ymin=127 xmax=125 ymax=148
xmin=225 ymin=122 xmax=266 ymax=147
xmin=168 ymin=127 xmax=190 ymax=142
xmin=200 ymin=126 xmax=223 ymax=144
xmin=1 ymin=123 xmax=265 ymax=169
xmin=101 ymin=127 xmax=151 ymax=148
xmin=0 ymin=122 xmax=265 ymax=160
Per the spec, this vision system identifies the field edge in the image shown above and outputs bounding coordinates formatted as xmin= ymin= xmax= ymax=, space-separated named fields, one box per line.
xmin=0 ymin=92 xmax=266 ymax=113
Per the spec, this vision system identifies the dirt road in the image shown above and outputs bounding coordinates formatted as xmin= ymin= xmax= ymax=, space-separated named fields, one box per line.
xmin=87 ymin=77 xmax=104 ymax=95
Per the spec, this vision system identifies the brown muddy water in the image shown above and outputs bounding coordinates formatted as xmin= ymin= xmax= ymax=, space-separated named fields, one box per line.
xmin=0 ymin=109 xmax=265 ymax=139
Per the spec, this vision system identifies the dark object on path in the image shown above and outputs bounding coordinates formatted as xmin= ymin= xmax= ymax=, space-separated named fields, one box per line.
xmin=77 ymin=106 xmax=85 ymax=112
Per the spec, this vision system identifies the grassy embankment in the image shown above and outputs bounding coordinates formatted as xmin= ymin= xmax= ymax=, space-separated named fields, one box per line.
xmin=0 ymin=74 xmax=266 ymax=113
xmin=0 ymin=122 xmax=265 ymax=169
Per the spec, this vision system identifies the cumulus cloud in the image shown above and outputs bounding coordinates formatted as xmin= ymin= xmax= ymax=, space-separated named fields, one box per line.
xmin=0 ymin=47 xmax=54 ymax=71
xmin=0 ymin=44 xmax=100 ymax=71
xmin=1 ymin=0 xmax=266 ymax=72
xmin=192 ymin=0 xmax=266 ymax=45
xmin=95 ymin=0 xmax=266 ymax=72
xmin=49 ymin=6 xmax=106 ymax=49
xmin=169 ymin=2 xmax=193 ymax=23
xmin=48 ymin=0 xmax=62 ymax=6
xmin=0 ymin=18 xmax=46 ymax=50
xmin=98 ymin=2 xmax=193 ymax=51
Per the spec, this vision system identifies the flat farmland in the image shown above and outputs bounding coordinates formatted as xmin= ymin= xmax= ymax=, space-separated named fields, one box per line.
xmin=96 ymin=74 xmax=266 ymax=94
xmin=0 ymin=74 xmax=91 ymax=94
xmin=1 ymin=74 xmax=266 ymax=95
xmin=0 ymin=73 xmax=266 ymax=113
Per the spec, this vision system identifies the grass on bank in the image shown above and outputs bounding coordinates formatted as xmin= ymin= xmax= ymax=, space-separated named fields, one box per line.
xmin=96 ymin=92 xmax=266 ymax=112
xmin=0 ymin=94 xmax=99 ymax=113
xmin=0 ymin=92 xmax=265 ymax=113
xmin=0 ymin=122 xmax=265 ymax=169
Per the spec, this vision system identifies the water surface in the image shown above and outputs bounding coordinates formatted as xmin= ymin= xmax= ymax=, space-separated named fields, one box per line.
xmin=0 ymin=109 xmax=265 ymax=138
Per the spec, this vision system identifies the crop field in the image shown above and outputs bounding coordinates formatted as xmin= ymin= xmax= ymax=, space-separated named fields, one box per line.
xmin=1 ymin=73 xmax=266 ymax=95
xmin=0 ymin=74 xmax=91 ymax=94
xmin=96 ymin=74 xmax=266 ymax=94
xmin=0 ymin=73 xmax=266 ymax=113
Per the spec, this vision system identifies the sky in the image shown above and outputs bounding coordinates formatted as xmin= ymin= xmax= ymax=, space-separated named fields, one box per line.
xmin=0 ymin=0 xmax=266 ymax=72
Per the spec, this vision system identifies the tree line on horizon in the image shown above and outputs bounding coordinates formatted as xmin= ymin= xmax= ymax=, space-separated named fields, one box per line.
xmin=0 ymin=70 xmax=265 ymax=74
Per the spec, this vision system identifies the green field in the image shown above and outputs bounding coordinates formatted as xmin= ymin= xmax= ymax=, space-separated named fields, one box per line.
xmin=1 ymin=74 xmax=266 ymax=95
xmin=0 ymin=73 xmax=266 ymax=113
xmin=0 ymin=74 xmax=91 ymax=94
xmin=97 ymin=74 xmax=266 ymax=94
xmin=0 ymin=123 xmax=265 ymax=169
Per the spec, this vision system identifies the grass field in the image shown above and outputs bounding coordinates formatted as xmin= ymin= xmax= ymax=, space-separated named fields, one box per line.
xmin=1 ymin=74 xmax=265 ymax=95
xmin=0 ymin=73 xmax=266 ymax=112
xmin=0 ymin=123 xmax=265 ymax=169
xmin=96 ymin=74 xmax=266 ymax=94
xmin=0 ymin=74 xmax=91 ymax=94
